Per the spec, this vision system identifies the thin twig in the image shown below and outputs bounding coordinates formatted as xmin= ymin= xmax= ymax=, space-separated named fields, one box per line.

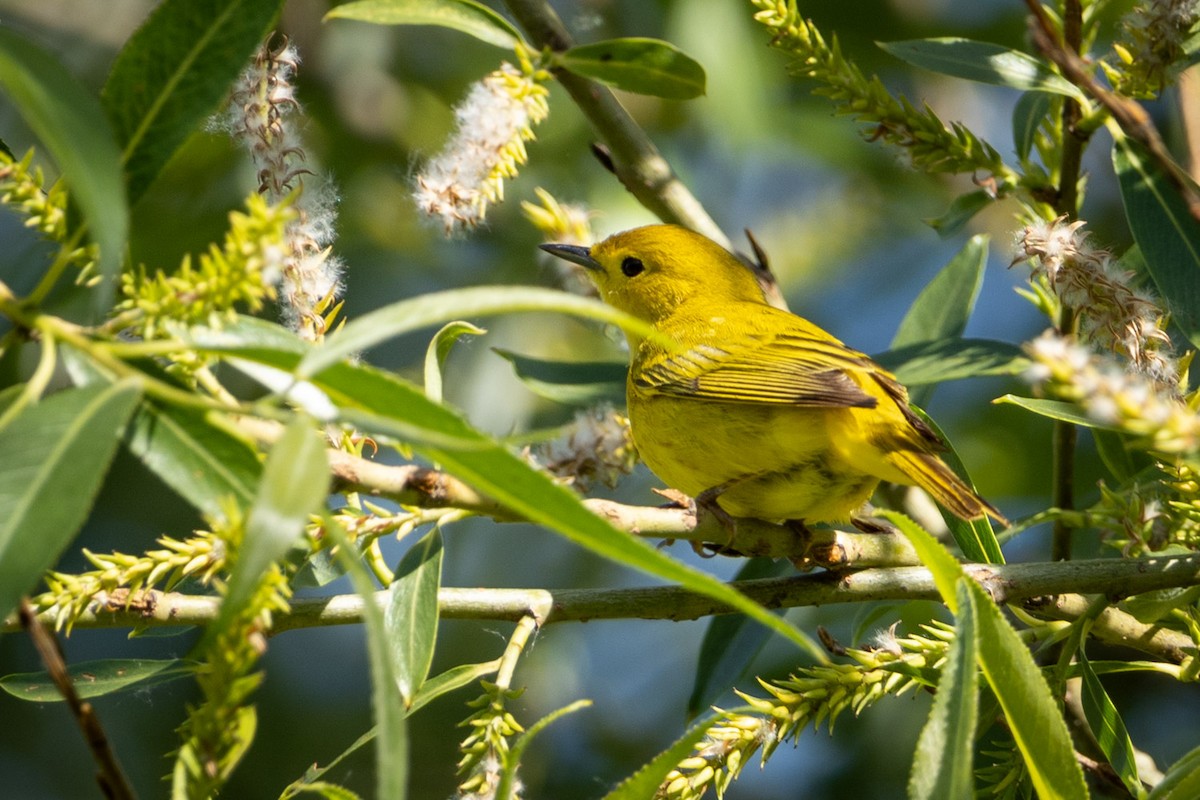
xmin=16 ymin=555 xmax=1200 ymax=664
xmin=17 ymin=599 xmax=137 ymax=800
xmin=1024 ymin=0 xmax=1200 ymax=221
xmin=503 ymin=0 xmax=730 ymax=248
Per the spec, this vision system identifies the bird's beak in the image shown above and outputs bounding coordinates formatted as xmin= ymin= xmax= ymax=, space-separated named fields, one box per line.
xmin=539 ymin=243 xmax=600 ymax=271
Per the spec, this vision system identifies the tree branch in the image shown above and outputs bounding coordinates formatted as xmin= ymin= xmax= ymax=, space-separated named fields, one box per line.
xmin=17 ymin=555 xmax=1200 ymax=664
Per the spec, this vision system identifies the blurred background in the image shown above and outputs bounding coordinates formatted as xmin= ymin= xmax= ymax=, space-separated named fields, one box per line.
xmin=2 ymin=0 xmax=1197 ymax=797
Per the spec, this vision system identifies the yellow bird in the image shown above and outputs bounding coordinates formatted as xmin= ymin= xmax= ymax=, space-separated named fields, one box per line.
xmin=541 ymin=224 xmax=1003 ymax=528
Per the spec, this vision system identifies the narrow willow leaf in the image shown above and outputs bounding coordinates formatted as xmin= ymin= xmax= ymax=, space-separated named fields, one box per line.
xmin=325 ymin=0 xmax=521 ymax=49
xmin=687 ymin=557 xmax=791 ymax=718
xmin=995 ymin=394 xmax=1118 ymax=429
xmin=0 ymin=380 xmax=141 ymax=624
xmin=299 ymin=286 xmax=662 ymax=378
xmin=891 ymin=235 xmax=988 ymax=406
xmin=1150 ymin=743 xmax=1200 ymax=799
xmin=1092 ymin=429 xmax=1137 ymax=483
xmin=326 ymin=517 xmax=407 ymax=800
xmin=281 ymin=782 xmax=362 ymax=800
xmin=874 ymin=339 xmax=1026 ymax=387
xmin=924 ymin=190 xmax=995 ymax=238
xmin=124 ymin=401 xmax=260 ymax=516
xmin=1013 ymin=91 xmax=1053 ymax=161
xmin=210 ymin=418 xmax=329 ymax=639
xmin=879 ymin=38 xmax=1086 ymax=101
xmin=387 ymin=529 xmax=444 ymax=706
xmin=305 ymin=360 xmax=824 ymax=657
xmin=601 ymin=723 xmax=716 ymax=800
xmin=0 ymin=658 xmax=191 ymax=701
xmin=909 ymin=579 xmax=978 ymax=800
xmin=492 ymin=348 xmax=627 ymax=406
xmin=1113 ymin=137 xmax=1200 ymax=348
xmin=496 ymin=700 xmax=592 ymax=799
xmin=101 ymin=0 xmax=284 ymax=201
xmin=1078 ymin=651 xmax=1142 ymax=796
xmin=558 ymin=38 xmax=706 ymax=100
xmin=424 ymin=321 xmax=485 ymax=403
xmin=0 ymin=28 xmax=127 ymax=306
xmin=886 ymin=513 xmax=1087 ymax=798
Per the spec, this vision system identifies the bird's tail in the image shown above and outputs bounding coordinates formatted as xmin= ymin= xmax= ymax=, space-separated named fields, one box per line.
xmin=887 ymin=450 xmax=1007 ymax=525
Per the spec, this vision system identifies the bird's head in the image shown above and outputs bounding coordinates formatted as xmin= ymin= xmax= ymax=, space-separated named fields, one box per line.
xmin=540 ymin=224 xmax=764 ymax=323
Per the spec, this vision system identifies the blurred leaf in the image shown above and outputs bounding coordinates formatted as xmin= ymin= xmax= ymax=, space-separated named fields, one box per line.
xmin=558 ymin=38 xmax=706 ymax=99
xmin=124 ymin=401 xmax=260 ymax=516
xmin=326 ymin=517 xmax=408 ymax=800
xmin=924 ymin=190 xmax=995 ymax=238
xmin=891 ymin=235 xmax=988 ymax=406
xmin=0 ymin=658 xmax=192 ymax=701
xmin=1013 ymin=91 xmax=1052 ymax=161
xmin=1121 ymin=585 xmax=1200 ymax=624
xmin=299 ymin=286 xmax=663 ymax=378
xmin=424 ymin=321 xmax=485 ymax=403
xmin=1092 ymin=429 xmax=1137 ymax=484
xmin=0 ymin=28 xmax=127 ymax=308
xmin=687 ymin=557 xmax=791 ymax=718
xmin=906 ymin=409 xmax=1003 ymax=564
xmin=996 ymin=395 xmax=1117 ymax=429
xmin=1150 ymin=743 xmax=1200 ymax=800
xmin=601 ymin=722 xmax=715 ymax=800
xmin=879 ymin=38 xmax=1085 ymax=101
xmin=493 ymin=349 xmax=626 ymax=406
xmin=387 ymin=529 xmax=444 ymax=707
xmin=1078 ymin=651 xmax=1142 ymax=797
xmin=210 ymin=418 xmax=328 ymax=639
xmin=0 ymin=380 xmax=141 ymax=625
xmin=909 ymin=579 xmax=978 ymax=800
xmin=1114 ymin=137 xmax=1200 ymax=349
xmin=874 ymin=339 xmax=1025 ymax=387
xmin=281 ymin=782 xmax=362 ymax=800
xmin=886 ymin=513 xmax=1087 ymax=798
xmin=101 ymin=0 xmax=284 ymax=202
xmin=325 ymin=0 xmax=521 ymax=49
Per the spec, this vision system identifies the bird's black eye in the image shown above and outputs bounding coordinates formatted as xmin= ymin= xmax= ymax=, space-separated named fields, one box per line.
xmin=621 ymin=257 xmax=645 ymax=277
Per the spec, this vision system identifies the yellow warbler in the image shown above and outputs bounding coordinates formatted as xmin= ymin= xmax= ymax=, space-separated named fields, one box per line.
xmin=541 ymin=224 xmax=1003 ymax=527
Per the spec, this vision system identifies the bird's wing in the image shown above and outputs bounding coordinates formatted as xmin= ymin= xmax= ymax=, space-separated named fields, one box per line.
xmin=634 ymin=330 xmax=879 ymax=409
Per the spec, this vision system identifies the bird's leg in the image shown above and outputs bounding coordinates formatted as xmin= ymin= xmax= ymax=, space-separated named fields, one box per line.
xmin=692 ymin=479 xmax=749 ymax=555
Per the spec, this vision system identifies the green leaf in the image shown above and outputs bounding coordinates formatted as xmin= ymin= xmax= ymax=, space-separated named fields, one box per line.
xmin=1078 ymin=651 xmax=1142 ymax=797
xmin=0 ymin=28 xmax=128 ymax=307
xmin=909 ymin=579 xmax=978 ymax=800
xmin=492 ymin=348 xmax=627 ymax=406
xmin=299 ymin=286 xmax=663 ymax=379
xmin=324 ymin=0 xmax=521 ymax=50
xmin=995 ymin=395 xmax=1117 ymax=429
xmin=687 ymin=557 xmax=792 ymax=718
xmin=905 ymin=409 xmax=1004 ymax=564
xmin=1013 ymin=91 xmax=1053 ymax=161
xmin=0 ymin=380 xmax=141 ymax=625
xmin=0 ymin=658 xmax=191 ymax=701
xmin=924 ymin=190 xmax=995 ymax=238
xmin=424 ymin=321 xmax=485 ymax=404
xmin=874 ymin=339 xmax=1026 ymax=387
xmin=101 ymin=0 xmax=285 ymax=202
xmin=879 ymin=38 xmax=1086 ymax=101
xmin=891 ymin=235 xmax=988 ymax=406
xmin=601 ymin=722 xmax=716 ymax=800
xmin=309 ymin=359 xmax=824 ymax=658
xmin=325 ymin=517 xmax=408 ymax=800
xmin=886 ymin=513 xmax=1087 ymax=798
xmin=387 ymin=529 xmax=444 ymax=707
xmin=124 ymin=401 xmax=260 ymax=516
xmin=1093 ymin=429 xmax=1137 ymax=484
xmin=281 ymin=782 xmax=363 ymax=800
xmin=1150 ymin=743 xmax=1200 ymax=800
xmin=210 ymin=418 xmax=329 ymax=639
xmin=1113 ymin=137 xmax=1200 ymax=348
xmin=558 ymin=38 xmax=706 ymax=100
